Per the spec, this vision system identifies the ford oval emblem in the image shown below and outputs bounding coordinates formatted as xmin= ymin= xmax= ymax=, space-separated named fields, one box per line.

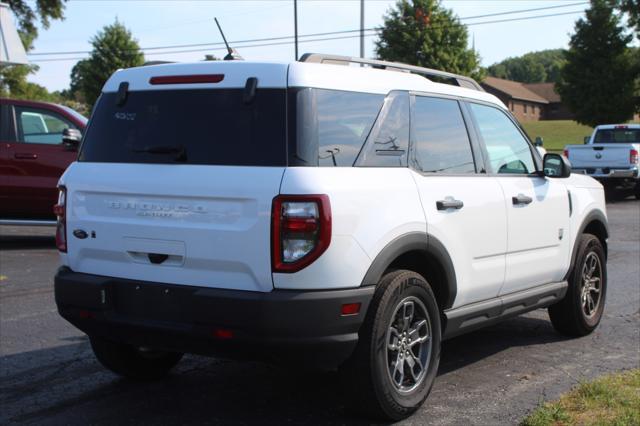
xmin=73 ymin=229 xmax=88 ymax=239
xmin=595 ymin=153 xmax=602 ymax=159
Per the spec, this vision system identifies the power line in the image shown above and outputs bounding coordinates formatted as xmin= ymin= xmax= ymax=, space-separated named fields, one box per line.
xmin=29 ymin=8 xmax=587 ymax=63
xmin=27 ymin=2 xmax=587 ymax=57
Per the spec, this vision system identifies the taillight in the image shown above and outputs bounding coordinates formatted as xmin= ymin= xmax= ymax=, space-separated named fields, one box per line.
xmin=631 ymin=149 xmax=638 ymax=164
xmin=563 ymin=149 xmax=569 ymax=159
xmin=271 ymin=195 xmax=331 ymax=273
xmin=54 ymin=186 xmax=67 ymax=252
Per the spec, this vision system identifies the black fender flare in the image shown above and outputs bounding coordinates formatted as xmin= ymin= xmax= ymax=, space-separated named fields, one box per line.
xmin=360 ymin=232 xmax=457 ymax=309
xmin=564 ymin=209 xmax=609 ymax=280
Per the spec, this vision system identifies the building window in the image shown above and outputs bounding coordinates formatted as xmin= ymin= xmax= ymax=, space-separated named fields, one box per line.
xmin=524 ymin=103 xmax=528 ymax=114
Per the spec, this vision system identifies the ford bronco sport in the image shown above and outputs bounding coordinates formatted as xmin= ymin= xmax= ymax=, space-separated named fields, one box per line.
xmin=54 ymin=54 xmax=608 ymax=420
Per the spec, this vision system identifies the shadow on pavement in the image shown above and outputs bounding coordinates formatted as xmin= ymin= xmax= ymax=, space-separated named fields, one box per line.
xmin=0 ymin=313 xmax=568 ymax=425
xmin=440 ymin=314 xmax=568 ymax=375
xmin=0 ymin=235 xmax=55 ymax=250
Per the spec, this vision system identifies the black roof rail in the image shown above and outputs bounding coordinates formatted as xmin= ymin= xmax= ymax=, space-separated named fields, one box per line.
xmin=299 ymin=53 xmax=484 ymax=92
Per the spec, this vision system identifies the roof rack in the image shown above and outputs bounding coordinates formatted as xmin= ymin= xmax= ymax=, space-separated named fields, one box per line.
xmin=299 ymin=53 xmax=484 ymax=92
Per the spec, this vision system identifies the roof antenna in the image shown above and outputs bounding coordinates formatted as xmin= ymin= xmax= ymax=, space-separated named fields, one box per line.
xmin=215 ymin=17 xmax=243 ymax=61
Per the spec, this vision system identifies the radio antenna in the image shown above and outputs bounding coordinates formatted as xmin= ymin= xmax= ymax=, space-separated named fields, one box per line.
xmin=214 ymin=17 xmax=243 ymax=61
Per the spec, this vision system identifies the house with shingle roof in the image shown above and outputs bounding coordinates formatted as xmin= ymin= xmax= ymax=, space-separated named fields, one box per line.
xmin=483 ymin=77 xmax=639 ymax=122
xmin=523 ymin=82 xmax=577 ymax=120
xmin=481 ymin=77 xmax=551 ymax=122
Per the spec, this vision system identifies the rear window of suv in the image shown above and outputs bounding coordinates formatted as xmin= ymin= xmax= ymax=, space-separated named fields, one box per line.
xmin=79 ymin=89 xmax=287 ymax=166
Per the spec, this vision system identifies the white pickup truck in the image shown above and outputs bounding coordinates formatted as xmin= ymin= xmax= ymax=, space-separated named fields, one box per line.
xmin=564 ymin=124 xmax=640 ymax=198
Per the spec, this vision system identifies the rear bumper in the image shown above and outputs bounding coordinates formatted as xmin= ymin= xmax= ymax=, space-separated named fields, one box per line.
xmin=54 ymin=267 xmax=374 ymax=369
xmin=573 ymin=167 xmax=638 ymax=179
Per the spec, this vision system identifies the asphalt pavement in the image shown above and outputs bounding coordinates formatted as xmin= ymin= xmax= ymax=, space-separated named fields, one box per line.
xmin=1 ymin=199 xmax=638 ymax=425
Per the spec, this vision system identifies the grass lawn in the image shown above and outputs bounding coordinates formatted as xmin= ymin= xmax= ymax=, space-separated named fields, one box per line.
xmin=521 ymin=369 xmax=640 ymax=426
xmin=521 ymin=120 xmax=594 ymax=152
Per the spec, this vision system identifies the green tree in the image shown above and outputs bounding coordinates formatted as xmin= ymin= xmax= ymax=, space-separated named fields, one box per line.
xmin=487 ymin=49 xmax=567 ymax=83
xmin=617 ymin=0 xmax=639 ymax=35
xmin=557 ymin=0 xmax=637 ymax=126
xmin=0 ymin=0 xmax=66 ymax=98
xmin=70 ymin=20 xmax=144 ymax=107
xmin=375 ymin=0 xmax=484 ymax=81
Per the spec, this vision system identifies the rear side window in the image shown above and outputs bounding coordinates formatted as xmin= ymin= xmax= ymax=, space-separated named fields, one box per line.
xmin=294 ymin=89 xmax=384 ymax=166
xmin=411 ymin=96 xmax=476 ymax=174
xmin=356 ymin=91 xmax=410 ymax=167
xmin=80 ymin=89 xmax=287 ymax=166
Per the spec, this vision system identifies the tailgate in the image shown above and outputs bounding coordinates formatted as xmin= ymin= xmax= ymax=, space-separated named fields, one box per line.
xmin=569 ymin=144 xmax=632 ymax=168
xmin=63 ymin=163 xmax=284 ymax=292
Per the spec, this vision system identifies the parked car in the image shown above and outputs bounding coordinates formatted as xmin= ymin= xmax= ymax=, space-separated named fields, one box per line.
xmin=564 ymin=124 xmax=640 ymax=199
xmin=54 ymin=55 xmax=608 ymax=421
xmin=0 ymin=98 xmax=87 ymax=224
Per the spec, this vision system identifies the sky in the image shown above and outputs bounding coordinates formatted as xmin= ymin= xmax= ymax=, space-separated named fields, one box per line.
xmin=8 ymin=0 xmax=610 ymax=92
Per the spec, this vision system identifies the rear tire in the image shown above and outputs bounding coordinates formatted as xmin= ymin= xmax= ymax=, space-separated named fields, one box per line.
xmin=341 ymin=270 xmax=441 ymax=421
xmin=90 ymin=336 xmax=183 ymax=380
xmin=549 ymin=233 xmax=606 ymax=337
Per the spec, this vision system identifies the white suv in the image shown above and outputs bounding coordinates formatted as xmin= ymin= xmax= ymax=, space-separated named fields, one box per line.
xmin=54 ymin=54 xmax=608 ymax=420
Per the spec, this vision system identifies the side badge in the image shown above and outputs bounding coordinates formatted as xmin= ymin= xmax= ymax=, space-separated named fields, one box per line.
xmin=73 ymin=229 xmax=88 ymax=239
xmin=558 ymin=228 xmax=564 ymax=240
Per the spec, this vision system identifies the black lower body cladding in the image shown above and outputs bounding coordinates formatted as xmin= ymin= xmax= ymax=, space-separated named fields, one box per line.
xmin=54 ymin=267 xmax=374 ymax=369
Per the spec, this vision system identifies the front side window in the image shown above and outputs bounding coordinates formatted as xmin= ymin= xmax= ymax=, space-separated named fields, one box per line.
xmin=295 ymin=89 xmax=384 ymax=166
xmin=411 ymin=96 xmax=476 ymax=174
xmin=15 ymin=107 xmax=75 ymax=145
xmin=469 ymin=102 xmax=536 ymax=175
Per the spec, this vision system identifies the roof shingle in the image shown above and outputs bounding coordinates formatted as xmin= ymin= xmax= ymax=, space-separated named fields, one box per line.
xmin=481 ymin=76 xmax=549 ymax=104
xmin=523 ymin=82 xmax=561 ymax=103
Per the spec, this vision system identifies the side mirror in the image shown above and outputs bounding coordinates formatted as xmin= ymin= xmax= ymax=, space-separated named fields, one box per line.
xmin=584 ymin=136 xmax=590 ymax=144
xmin=534 ymin=136 xmax=544 ymax=147
xmin=62 ymin=128 xmax=82 ymax=151
xmin=542 ymin=153 xmax=571 ymax=178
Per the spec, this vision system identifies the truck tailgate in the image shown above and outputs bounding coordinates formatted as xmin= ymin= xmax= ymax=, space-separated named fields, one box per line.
xmin=569 ymin=144 xmax=632 ymax=168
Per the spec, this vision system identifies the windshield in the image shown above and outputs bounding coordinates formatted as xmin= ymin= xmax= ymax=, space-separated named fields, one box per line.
xmin=593 ymin=128 xmax=640 ymax=143
xmin=79 ymin=88 xmax=287 ymax=166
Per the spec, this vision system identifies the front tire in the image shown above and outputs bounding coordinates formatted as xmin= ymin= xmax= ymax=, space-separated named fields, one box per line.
xmin=341 ymin=270 xmax=441 ymax=421
xmin=549 ymin=233 xmax=607 ymax=336
xmin=90 ymin=336 xmax=183 ymax=380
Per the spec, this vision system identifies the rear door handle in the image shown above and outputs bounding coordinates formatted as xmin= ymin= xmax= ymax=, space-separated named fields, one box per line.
xmin=512 ymin=194 xmax=533 ymax=206
xmin=436 ymin=198 xmax=464 ymax=210
xmin=14 ymin=153 xmax=38 ymax=160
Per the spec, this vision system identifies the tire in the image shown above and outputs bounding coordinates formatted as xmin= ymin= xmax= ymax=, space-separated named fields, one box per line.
xmin=90 ymin=336 xmax=183 ymax=380
xmin=549 ymin=233 xmax=607 ymax=337
xmin=341 ymin=270 xmax=441 ymax=421
xmin=634 ymin=183 xmax=639 ymax=200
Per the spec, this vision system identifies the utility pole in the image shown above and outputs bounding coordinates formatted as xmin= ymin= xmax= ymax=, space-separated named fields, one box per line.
xmin=294 ymin=0 xmax=299 ymax=61
xmin=360 ymin=0 xmax=365 ymax=59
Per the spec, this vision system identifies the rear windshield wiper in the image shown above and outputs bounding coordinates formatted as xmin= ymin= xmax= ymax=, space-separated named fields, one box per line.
xmin=132 ymin=145 xmax=187 ymax=162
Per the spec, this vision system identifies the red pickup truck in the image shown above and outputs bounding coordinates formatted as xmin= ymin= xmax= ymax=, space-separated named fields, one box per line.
xmin=1 ymin=98 xmax=87 ymax=224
